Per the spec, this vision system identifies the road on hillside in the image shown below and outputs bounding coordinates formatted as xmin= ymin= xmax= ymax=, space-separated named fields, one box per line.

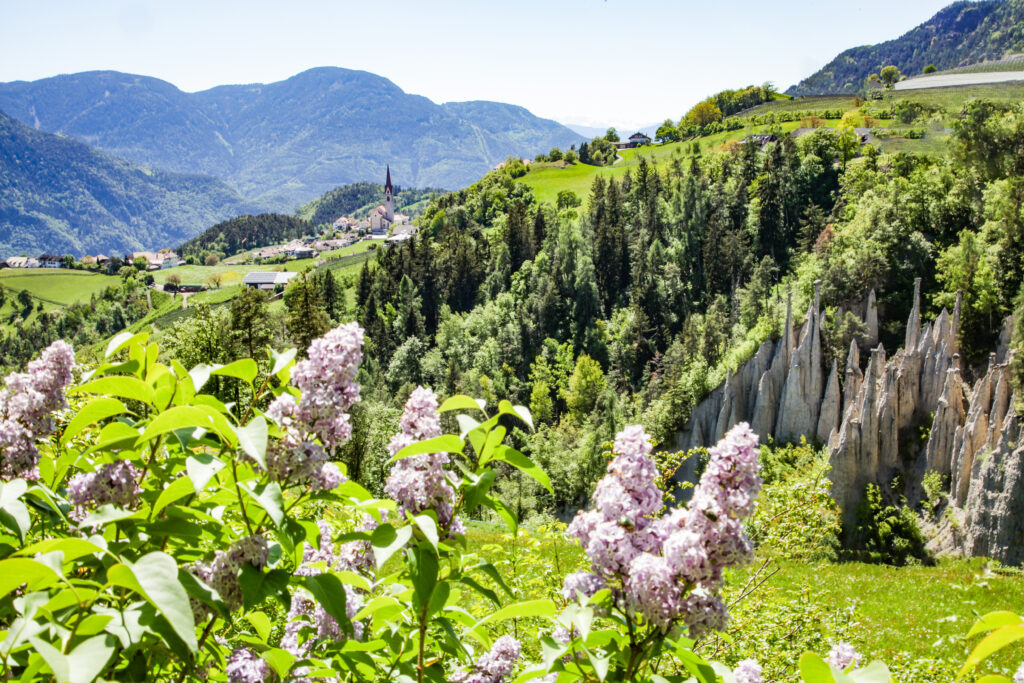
xmin=896 ymin=72 xmax=1024 ymax=90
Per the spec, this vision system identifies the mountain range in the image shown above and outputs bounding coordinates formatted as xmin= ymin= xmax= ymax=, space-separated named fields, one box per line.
xmin=0 ymin=67 xmax=583 ymax=212
xmin=788 ymin=0 xmax=1024 ymax=95
xmin=0 ymin=110 xmax=256 ymax=256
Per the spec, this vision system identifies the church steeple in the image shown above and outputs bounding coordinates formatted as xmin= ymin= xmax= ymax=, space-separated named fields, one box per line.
xmin=383 ymin=165 xmax=395 ymax=222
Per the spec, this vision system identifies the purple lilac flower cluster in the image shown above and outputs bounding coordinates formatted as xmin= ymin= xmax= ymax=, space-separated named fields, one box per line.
xmin=0 ymin=340 xmax=74 ymax=480
xmin=263 ymin=323 xmax=363 ymax=490
xmin=226 ymin=648 xmax=273 ymax=683
xmin=566 ymin=423 xmax=761 ymax=637
xmin=192 ymin=536 xmax=269 ymax=612
xmin=66 ymin=460 xmax=142 ymax=520
xmin=450 ymin=635 xmax=521 ymax=683
xmin=288 ymin=322 xmax=363 ymax=448
xmin=384 ymin=386 xmax=461 ymax=532
xmin=733 ymin=658 xmax=762 ymax=683
xmin=827 ymin=642 xmax=862 ymax=671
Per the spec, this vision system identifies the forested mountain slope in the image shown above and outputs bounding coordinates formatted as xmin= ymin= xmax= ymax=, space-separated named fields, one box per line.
xmin=788 ymin=0 xmax=1024 ymax=95
xmin=0 ymin=68 xmax=583 ymax=211
xmin=0 ymin=110 xmax=256 ymax=256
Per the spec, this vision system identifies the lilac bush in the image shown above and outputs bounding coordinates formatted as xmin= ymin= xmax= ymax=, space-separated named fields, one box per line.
xmin=451 ymin=635 xmax=521 ymax=683
xmin=384 ymin=385 xmax=461 ymax=531
xmin=0 ymin=339 xmax=74 ymax=479
xmin=566 ymin=422 xmax=761 ymax=641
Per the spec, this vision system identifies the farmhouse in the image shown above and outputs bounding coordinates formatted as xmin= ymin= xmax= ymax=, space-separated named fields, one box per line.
xmin=613 ymin=132 xmax=652 ymax=150
xmin=242 ymin=271 xmax=298 ymax=290
xmin=38 ymin=254 xmax=63 ymax=268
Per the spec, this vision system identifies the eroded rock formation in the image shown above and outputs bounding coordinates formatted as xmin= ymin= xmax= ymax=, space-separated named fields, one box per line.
xmin=675 ymin=279 xmax=1023 ymax=564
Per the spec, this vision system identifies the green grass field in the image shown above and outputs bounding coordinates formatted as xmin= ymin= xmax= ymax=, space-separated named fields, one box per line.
xmin=0 ymin=269 xmax=122 ymax=305
xmin=155 ymin=240 xmax=376 ymax=287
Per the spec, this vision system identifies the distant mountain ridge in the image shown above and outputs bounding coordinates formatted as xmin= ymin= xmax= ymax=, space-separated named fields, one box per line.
xmin=0 ymin=110 xmax=257 ymax=256
xmin=788 ymin=0 xmax=1024 ymax=96
xmin=0 ymin=67 xmax=583 ymax=211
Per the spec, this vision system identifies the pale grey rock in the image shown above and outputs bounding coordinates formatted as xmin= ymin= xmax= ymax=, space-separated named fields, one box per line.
xmin=866 ymin=289 xmax=879 ymax=348
xmin=816 ymin=360 xmax=840 ymax=445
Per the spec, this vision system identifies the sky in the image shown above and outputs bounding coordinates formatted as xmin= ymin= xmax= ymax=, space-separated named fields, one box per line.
xmin=0 ymin=0 xmax=953 ymax=131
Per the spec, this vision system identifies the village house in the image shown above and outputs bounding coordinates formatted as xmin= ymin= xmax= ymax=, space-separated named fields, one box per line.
xmin=130 ymin=251 xmax=182 ymax=270
xmin=612 ymin=132 xmax=652 ymax=150
xmin=242 ymin=271 xmax=298 ymax=290
xmin=38 ymin=254 xmax=63 ymax=268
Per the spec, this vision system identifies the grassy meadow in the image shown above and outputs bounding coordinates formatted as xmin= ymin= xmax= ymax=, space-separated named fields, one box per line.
xmin=0 ymin=269 xmax=122 ymax=305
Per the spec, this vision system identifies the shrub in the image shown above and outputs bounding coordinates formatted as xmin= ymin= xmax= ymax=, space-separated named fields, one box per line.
xmin=848 ymin=484 xmax=932 ymax=565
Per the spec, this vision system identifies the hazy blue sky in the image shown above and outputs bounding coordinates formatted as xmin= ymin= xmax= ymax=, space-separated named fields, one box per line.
xmin=1 ymin=0 xmax=953 ymax=129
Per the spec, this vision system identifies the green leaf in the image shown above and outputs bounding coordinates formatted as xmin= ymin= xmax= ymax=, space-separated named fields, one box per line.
xmin=849 ymin=662 xmax=892 ymax=683
xmin=238 ymin=566 xmax=290 ymax=611
xmin=482 ymin=496 xmax=517 ymax=536
xmin=468 ymin=599 xmax=555 ymax=641
xmin=247 ymin=611 xmax=272 ymax=642
xmin=391 ymin=434 xmax=463 ymax=462
xmin=0 ymin=479 xmax=30 ymax=541
xmin=189 ymin=364 xmax=213 ymax=393
xmin=370 ymin=524 xmax=412 ymax=569
xmin=261 ymin=648 xmax=296 ymax=679
xmin=84 ymin=421 xmax=140 ymax=454
xmin=61 ymin=398 xmax=127 ymax=445
xmin=301 ymin=574 xmax=352 ymax=630
xmin=77 ymin=505 xmax=139 ymax=528
xmin=459 ymin=576 xmax=500 ymax=607
xmin=478 ymin=425 xmax=506 ymax=466
xmin=408 ymin=546 xmax=439 ymax=610
xmin=212 ymin=358 xmax=259 ymax=385
xmin=588 ymin=651 xmax=611 ymax=682
xmin=799 ymin=652 xmax=836 ymax=683
xmin=438 ymin=394 xmax=486 ymax=414
xmin=73 ymin=376 xmax=155 ymax=405
xmin=960 ymin=625 xmax=1024 ymax=677
xmin=107 ymin=552 xmax=198 ymax=653
xmin=967 ymin=611 xmax=1024 ymax=638
xmin=270 ymin=348 xmax=297 ymax=379
xmin=463 ymin=470 xmax=496 ymax=513
xmin=473 ymin=562 xmax=514 ymax=598
xmin=492 ymin=445 xmax=552 ymax=493
xmin=244 ymin=482 xmax=285 ymax=528
xmin=426 ymin=580 xmax=450 ymax=618
xmin=457 ymin=414 xmax=482 ymax=441
xmin=974 ymin=676 xmax=1012 ymax=683
xmin=412 ymin=513 xmax=439 ymax=551
xmin=235 ymin=417 xmax=268 ymax=468
xmin=185 ymin=453 xmax=225 ymax=495
xmin=139 ymin=405 xmax=237 ymax=446
xmin=16 ymin=538 xmax=104 ymax=563
xmin=152 ymin=476 xmax=194 ymax=517
xmin=105 ymin=332 xmax=148 ymax=359
xmin=0 ymin=558 xmax=60 ymax=596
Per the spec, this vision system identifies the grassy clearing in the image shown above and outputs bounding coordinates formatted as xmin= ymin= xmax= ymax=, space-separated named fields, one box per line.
xmin=462 ymin=520 xmax=1024 ymax=679
xmin=0 ymin=269 xmax=122 ymax=305
xmin=154 ymin=240 xmax=377 ymax=286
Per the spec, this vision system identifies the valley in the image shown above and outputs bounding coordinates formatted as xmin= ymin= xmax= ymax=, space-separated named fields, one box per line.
xmin=2 ymin=2 xmax=1024 ymax=682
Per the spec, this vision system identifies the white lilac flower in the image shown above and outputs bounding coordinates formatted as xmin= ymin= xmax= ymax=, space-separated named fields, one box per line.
xmin=1013 ymin=663 xmax=1024 ymax=683
xmin=192 ymin=536 xmax=269 ymax=612
xmin=734 ymin=658 xmax=762 ymax=683
xmin=624 ymin=553 xmax=683 ymax=630
xmin=66 ymin=460 xmax=142 ymax=519
xmin=827 ymin=642 xmax=863 ymax=671
xmin=384 ymin=386 xmax=461 ymax=531
xmin=226 ymin=648 xmax=273 ymax=683
xmin=289 ymin=322 xmax=363 ymax=448
xmin=567 ymin=425 xmax=661 ymax=578
xmin=560 ymin=571 xmax=606 ymax=602
xmin=451 ymin=635 xmax=521 ymax=683
xmin=0 ymin=340 xmax=74 ymax=480
xmin=261 ymin=323 xmax=364 ymax=491
xmin=679 ymin=589 xmax=728 ymax=639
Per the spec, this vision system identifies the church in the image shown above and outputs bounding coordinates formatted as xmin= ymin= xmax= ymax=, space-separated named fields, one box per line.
xmin=369 ymin=166 xmax=410 ymax=233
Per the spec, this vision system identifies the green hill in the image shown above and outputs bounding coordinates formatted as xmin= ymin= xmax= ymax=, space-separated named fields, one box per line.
xmin=0 ymin=110 xmax=257 ymax=256
xmin=295 ymin=182 xmax=440 ymax=226
xmin=788 ymin=0 xmax=1024 ymax=95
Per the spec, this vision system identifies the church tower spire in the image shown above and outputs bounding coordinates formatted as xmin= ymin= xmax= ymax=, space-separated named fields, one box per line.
xmin=384 ymin=165 xmax=395 ymax=222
